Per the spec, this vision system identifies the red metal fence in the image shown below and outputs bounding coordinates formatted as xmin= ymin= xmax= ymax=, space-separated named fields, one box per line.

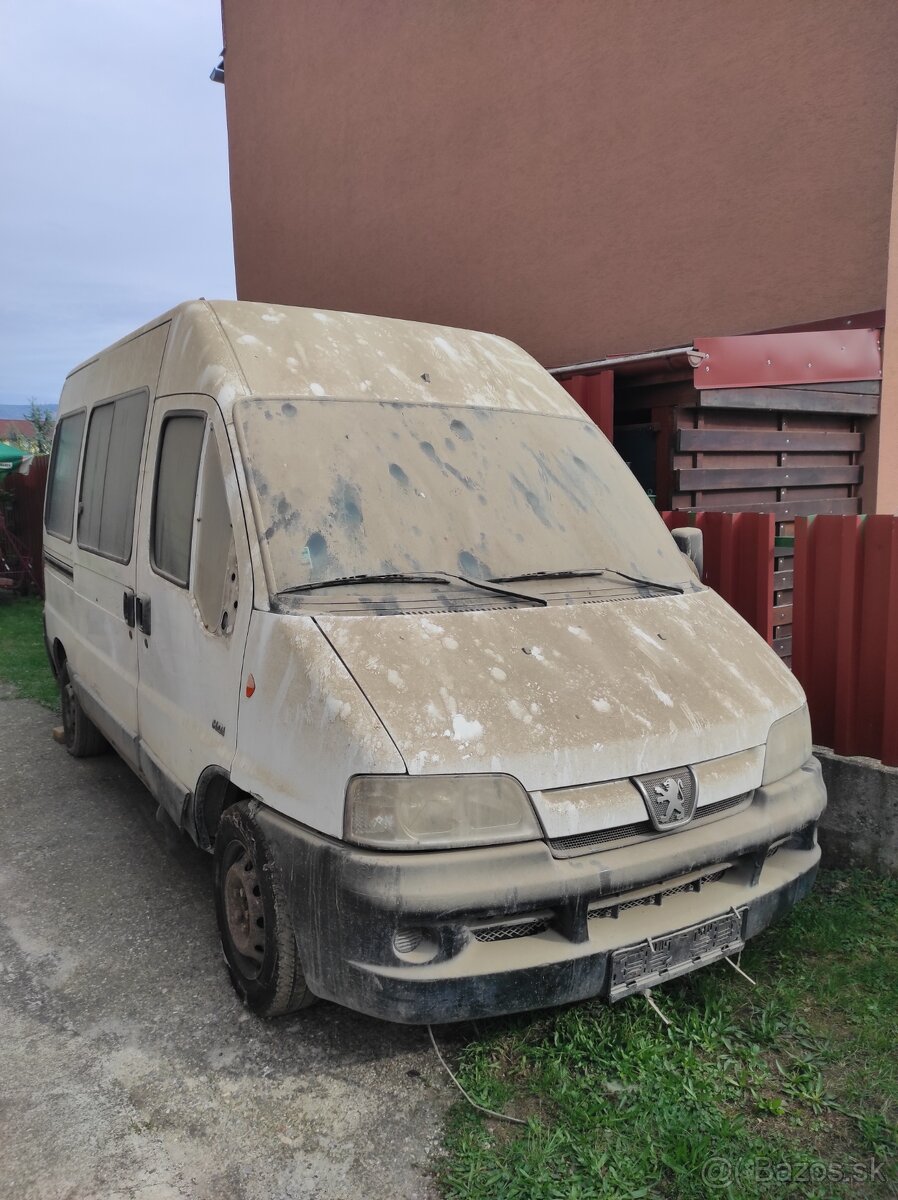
xmin=1 ymin=456 xmax=49 ymax=596
xmin=660 ymin=510 xmax=898 ymax=765
xmin=661 ymin=511 xmax=775 ymax=643
xmin=793 ymin=515 xmax=898 ymax=766
xmin=560 ymin=371 xmax=614 ymax=440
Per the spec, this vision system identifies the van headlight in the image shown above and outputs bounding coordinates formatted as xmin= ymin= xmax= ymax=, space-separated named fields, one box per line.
xmin=762 ymin=704 xmax=813 ymax=786
xmin=344 ymin=773 xmax=542 ymax=850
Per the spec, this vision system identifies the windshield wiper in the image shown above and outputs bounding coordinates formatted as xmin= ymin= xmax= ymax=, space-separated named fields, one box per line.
xmin=489 ymin=567 xmax=686 ymax=595
xmin=279 ymin=571 xmax=548 ymax=606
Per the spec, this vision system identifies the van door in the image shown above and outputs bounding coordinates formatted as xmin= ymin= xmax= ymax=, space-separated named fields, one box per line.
xmin=134 ymin=396 xmax=251 ymax=824
xmin=70 ymin=388 xmax=151 ymax=767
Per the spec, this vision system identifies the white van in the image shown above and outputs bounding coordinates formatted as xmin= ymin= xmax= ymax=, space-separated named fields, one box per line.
xmin=43 ymin=300 xmax=825 ymax=1023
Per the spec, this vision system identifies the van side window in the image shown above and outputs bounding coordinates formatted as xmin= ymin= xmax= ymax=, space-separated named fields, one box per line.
xmin=45 ymin=411 xmax=86 ymax=539
xmin=193 ymin=433 xmax=238 ymax=634
xmin=152 ymin=414 xmax=205 ymax=586
xmin=78 ymin=390 xmax=149 ymax=562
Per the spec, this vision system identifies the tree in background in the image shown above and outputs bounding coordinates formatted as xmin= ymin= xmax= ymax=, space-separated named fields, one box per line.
xmin=23 ymin=399 xmax=55 ymax=454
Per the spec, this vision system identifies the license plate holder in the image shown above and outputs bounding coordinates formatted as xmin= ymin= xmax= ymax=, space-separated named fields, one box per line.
xmin=609 ymin=909 xmax=745 ymax=1001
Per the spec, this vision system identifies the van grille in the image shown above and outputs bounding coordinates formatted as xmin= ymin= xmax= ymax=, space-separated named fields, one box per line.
xmin=588 ymin=869 xmax=727 ymax=919
xmin=472 ymin=917 xmax=549 ymax=943
xmin=552 ymin=819 xmax=653 ymax=853
xmin=549 ymin=792 xmax=753 ymax=857
xmin=469 ymin=866 xmax=731 ymax=942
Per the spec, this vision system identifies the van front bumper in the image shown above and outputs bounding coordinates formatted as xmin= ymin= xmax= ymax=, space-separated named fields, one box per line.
xmin=256 ymin=756 xmax=826 ymax=1024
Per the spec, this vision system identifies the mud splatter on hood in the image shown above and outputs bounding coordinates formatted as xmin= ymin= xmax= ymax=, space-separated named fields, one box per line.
xmin=315 ymin=588 xmax=805 ymax=798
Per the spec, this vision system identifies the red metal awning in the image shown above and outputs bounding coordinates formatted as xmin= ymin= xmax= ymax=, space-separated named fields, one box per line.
xmin=692 ymin=328 xmax=882 ymax=390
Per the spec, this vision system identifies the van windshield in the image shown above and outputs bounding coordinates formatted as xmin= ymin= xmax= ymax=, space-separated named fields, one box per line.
xmin=235 ymin=399 xmax=692 ymax=594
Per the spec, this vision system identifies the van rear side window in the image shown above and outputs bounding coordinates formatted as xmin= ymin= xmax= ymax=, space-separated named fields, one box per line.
xmin=152 ymin=414 xmax=205 ymax=586
xmin=78 ymin=390 xmax=149 ymax=563
xmin=45 ymin=411 xmax=86 ymax=539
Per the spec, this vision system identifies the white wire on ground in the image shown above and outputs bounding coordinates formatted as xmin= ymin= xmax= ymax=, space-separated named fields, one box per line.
xmin=724 ymin=956 xmax=757 ymax=986
xmin=427 ymin=1024 xmax=527 ymax=1127
xmin=643 ymin=989 xmax=674 ymax=1028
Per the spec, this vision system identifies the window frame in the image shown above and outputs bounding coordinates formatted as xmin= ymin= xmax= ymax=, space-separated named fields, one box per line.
xmin=75 ymin=387 xmax=150 ymax=566
xmin=149 ymin=409 xmax=207 ymax=589
xmin=44 ymin=407 xmax=87 ymax=542
xmin=189 ymin=423 xmax=239 ymax=636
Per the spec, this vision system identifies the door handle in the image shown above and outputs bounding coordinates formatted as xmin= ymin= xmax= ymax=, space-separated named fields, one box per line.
xmin=123 ymin=591 xmax=136 ymax=627
xmin=135 ymin=595 xmax=152 ymax=636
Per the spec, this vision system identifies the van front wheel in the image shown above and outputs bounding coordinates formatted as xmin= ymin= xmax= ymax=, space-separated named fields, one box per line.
xmin=213 ymin=802 xmax=317 ymax=1018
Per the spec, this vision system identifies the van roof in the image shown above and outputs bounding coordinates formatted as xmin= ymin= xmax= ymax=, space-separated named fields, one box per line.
xmin=61 ymin=299 xmax=575 ymax=418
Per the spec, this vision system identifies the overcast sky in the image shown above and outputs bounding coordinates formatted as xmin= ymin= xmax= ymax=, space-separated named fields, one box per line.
xmin=0 ymin=0 xmax=235 ymax=409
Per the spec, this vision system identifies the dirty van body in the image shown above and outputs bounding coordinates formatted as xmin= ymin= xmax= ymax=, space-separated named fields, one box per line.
xmin=42 ymin=300 xmax=825 ymax=1023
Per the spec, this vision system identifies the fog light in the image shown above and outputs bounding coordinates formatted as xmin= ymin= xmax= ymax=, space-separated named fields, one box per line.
xmin=392 ymin=928 xmax=439 ymax=963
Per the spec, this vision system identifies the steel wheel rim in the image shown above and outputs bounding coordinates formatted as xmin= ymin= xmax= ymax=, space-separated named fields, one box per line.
xmin=61 ymin=680 xmax=76 ymax=746
xmin=222 ymin=844 xmax=266 ymax=978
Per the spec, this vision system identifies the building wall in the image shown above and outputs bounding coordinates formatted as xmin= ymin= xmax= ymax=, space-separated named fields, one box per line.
xmin=871 ymin=127 xmax=898 ymax=514
xmin=222 ymin=0 xmax=898 ymax=368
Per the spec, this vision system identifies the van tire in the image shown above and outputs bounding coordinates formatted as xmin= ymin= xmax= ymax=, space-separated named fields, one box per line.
xmin=59 ymin=664 xmax=109 ymax=758
xmin=213 ymin=802 xmax=317 ymax=1018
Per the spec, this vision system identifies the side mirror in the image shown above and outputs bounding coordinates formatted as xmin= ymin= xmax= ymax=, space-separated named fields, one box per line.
xmin=670 ymin=527 xmax=703 ymax=579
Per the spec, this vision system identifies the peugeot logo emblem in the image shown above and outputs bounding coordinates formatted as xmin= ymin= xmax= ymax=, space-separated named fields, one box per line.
xmin=632 ymin=766 xmax=698 ymax=830
xmin=654 ymin=776 xmax=686 ymax=822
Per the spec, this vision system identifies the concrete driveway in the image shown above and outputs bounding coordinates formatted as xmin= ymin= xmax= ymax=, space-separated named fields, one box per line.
xmin=0 ymin=688 xmax=450 ymax=1200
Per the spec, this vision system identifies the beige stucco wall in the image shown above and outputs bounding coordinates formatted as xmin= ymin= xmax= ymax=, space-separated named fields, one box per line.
xmin=871 ymin=127 xmax=898 ymax=514
xmin=222 ymin=0 xmax=898 ymax=368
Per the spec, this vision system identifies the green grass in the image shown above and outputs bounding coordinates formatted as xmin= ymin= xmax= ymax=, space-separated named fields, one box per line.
xmin=0 ymin=596 xmax=58 ymax=708
xmin=439 ymin=871 xmax=898 ymax=1199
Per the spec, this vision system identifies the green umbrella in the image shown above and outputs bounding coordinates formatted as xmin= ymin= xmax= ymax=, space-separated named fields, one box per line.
xmin=0 ymin=443 xmax=27 ymax=472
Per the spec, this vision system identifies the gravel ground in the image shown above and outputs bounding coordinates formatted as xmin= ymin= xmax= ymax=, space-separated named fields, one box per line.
xmin=0 ymin=688 xmax=451 ymax=1200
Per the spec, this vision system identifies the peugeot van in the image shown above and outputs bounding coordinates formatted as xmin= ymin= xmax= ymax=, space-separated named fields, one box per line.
xmin=42 ymin=300 xmax=825 ymax=1023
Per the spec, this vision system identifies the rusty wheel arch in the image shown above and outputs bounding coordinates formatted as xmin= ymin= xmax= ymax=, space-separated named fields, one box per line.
xmin=192 ymin=766 xmax=249 ymax=852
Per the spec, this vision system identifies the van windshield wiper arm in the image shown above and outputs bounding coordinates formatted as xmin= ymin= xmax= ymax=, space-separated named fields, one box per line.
xmin=279 ymin=571 xmax=548 ymax=606
xmin=489 ymin=567 xmax=686 ymax=595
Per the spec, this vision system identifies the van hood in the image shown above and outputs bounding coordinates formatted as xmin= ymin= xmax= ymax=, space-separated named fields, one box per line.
xmin=315 ymin=588 xmax=805 ymax=832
